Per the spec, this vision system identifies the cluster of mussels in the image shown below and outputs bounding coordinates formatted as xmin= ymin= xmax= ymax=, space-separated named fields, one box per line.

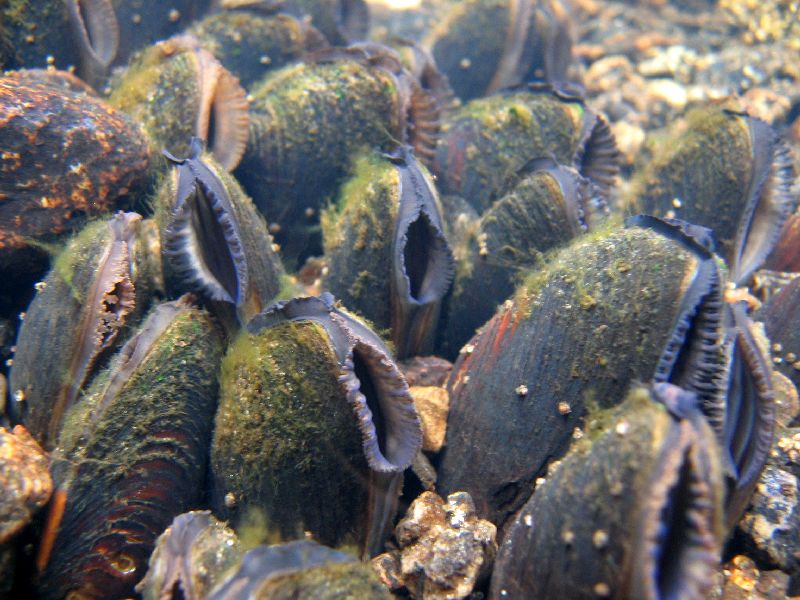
xmin=1 ymin=0 xmax=799 ymax=598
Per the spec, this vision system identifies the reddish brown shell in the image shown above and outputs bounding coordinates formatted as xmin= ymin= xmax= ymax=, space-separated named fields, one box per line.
xmin=0 ymin=70 xmax=152 ymax=271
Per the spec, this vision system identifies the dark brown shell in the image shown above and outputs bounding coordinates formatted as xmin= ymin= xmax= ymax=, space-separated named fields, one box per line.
xmin=0 ymin=70 xmax=152 ymax=274
xmin=764 ymin=209 xmax=800 ymax=273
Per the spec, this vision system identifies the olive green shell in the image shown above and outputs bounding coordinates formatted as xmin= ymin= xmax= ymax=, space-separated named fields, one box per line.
xmin=9 ymin=213 xmax=162 ymax=450
xmin=0 ymin=70 xmax=152 ymax=274
xmin=235 ymin=55 xmax=407 ymax=263
xmin=437 ymin=219 xmax=726 ymax=527
xmin=489 ymin=386 xmax=724 ymax=599
xmin=39 ymin=299 xmax=225 ymax=600
xmin=438 ymin=163 xmax=604 ymax=358
xmin=187 ymin=11 xmax=328 ymax=89
xmin=630 ymin=107 xmax=796 ymax=284
xmin=0 ymin=0 xmax=79 ymax=71
xmin=211 ymin=319 xmax=377 ymax=548
xmin=433 ymin=86 xmax=618 ymax=214
xmin=425 ymin=0 xmax=572 ymax=102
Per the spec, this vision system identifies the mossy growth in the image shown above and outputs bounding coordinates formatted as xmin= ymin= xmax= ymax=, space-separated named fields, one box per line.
xmin=256 ymin=561 xmax=393 ymax=599
xmin=212 ymin=320 xmax=370 ymax=549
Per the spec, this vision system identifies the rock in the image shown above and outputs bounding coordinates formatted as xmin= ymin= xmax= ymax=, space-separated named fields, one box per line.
xmin=401 ymin=356 xmax=454 ymax=388
xmin=372 ymin=491 xmax=497 ymax=600
xmin=709 ymin=555 xmax=792 ymax=599
xmin=410 ymin=386 xmax=450 ymax=453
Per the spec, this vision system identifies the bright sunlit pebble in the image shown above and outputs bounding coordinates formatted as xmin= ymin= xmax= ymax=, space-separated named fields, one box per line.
xmin=615 ymin=420 xmax=630 ymax=436
xmin=132 ymin=14 xmax=142 ymax=24
xmin=672 ymin=197 xmax=682 ymax=208
xmin=557 ymin=401 xmax=571 ymax=415
xmin=168 ymin=9 xmax=181 ymax=22
xmin=34 ymin=281 xmax=46 ymax=291
xmin=594 ymin=582 xmax=611 ymax=597
xmin=460 ymin=57 xmax=472 ymax=69
xmin=516 ymin=384 xmax=529 ymax=397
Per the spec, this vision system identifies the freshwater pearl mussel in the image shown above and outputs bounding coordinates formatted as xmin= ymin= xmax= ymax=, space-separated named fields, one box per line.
xmin=1 ymin=0 xmax=800 ymax=598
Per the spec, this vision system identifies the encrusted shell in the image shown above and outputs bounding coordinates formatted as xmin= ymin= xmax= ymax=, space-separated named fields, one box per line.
xmin=425 ymin=0 xmax=573 ymax=102
xmin=211 ymin=294 xmax=422 ymax=557
xmin=0 ymin=70 xmax=152 ymax=273
xmin=36 ymin=297 xmax=225 ymax=599
xmin=438 ymin=217 xmax=727 ymax=527
xmin=490 ymin=385 xmax=724 ymax=600
xmin=9 ymin=212 xmax=162 ymax=450
xmin=322 ymin=147 xmax=455 ymax=358
xmin=109 ymin=36 xmax=249 ymax=171
xmin=630 ymin=107 xmax=797 ymax=285
xmin=433 ymin=83 xmax=619 ymax=214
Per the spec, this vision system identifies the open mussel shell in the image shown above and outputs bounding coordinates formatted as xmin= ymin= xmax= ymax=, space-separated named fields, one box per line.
xmin=322 ymin=147 xmax=455 ymax=359
xmin=8 ymin=212 xmax=162 ymax=450
xmin=137 ymin=511 xmax=242 ymax=600
xmin=438 ymin=159 xmax=607 ymax=358
xmin=281 ymin=0 xmax=370 ymax=46
xmin=236 ymin=43 xmax=440 ymax=264
xmin=36 ymin=297 xmax=225 ymax=599
xmin=433 ymin=83 xmax=619 ymax=214
xmin=490 ymin=384 xmax=725 ymax=600
xmin=630 ymin=106 xmax=798 ymax=285
xmin=425 ymin=0 xmax=572 ymax=102
xmin=155 ymin=138 xmax=285 ymax=325
xmin=211 ymin=294 xmax=422 ymax=558
xmin=187 ymin=9 xmax=328 ymax=89
xmin=0 ymin=70 xmax=152 ymax=275
xmin=438 ymin=216 xmax=728 ymax=527
xmin=109 ymin=35 xmax=249 ymax=171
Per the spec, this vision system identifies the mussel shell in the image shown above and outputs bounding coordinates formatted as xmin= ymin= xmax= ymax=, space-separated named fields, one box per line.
xmin=323 ymin=148 xmax=454 ymax=359
xmin=764 ymin=209 xmax=800 ymax=273
xmin=433 ymin=84 xmax=619 ymax=214
xmin=0 ymin=70 xmax=151 ymax=274
xmin=37 ymin=298 xmax=225 ymax=599
xmin=0 ymin=0 xmax=80 ymax=71
xmin=187 ymin=11 xmax=328 ymax=89
xmin=631 ymin=107 xmax=797 ymax=284
xmin=281 ymin=0 xmax=370 ymax=46
xmin=438 ymin=217 xmax=727 ymax=527
xmin=209 ymin=539 xmax=391 ymax=599
xmin=211 ymin=294 xmax=421 ymax=557
xmin=490 ymin=385 xmax=724 ymax=599
xmin=9 ymin=213 xmax=161 ymax=450
xmin=438 ymin=160 xmax=605 ymax=358
xmin=156 ymin=139 xmax=285 ymax=324
xmin=236 ymin=44 xmax=438 ymax=264
xmin=109 ymin=37 xmax=249 ymax=171
xmin=761 ymin=275 xmax=800 ymax=389
xmin=425 ymin=0 xmax=572 ymax=102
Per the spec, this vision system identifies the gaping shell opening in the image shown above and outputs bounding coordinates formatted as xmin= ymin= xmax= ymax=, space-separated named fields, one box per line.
xmin=633 ymin=420 xmax=720 ymax=600
xmin=402 ymin=212 xmax=448 ymax=303
xmin=733 ymin=119 xmax=797 ymax=284
xmin=575 ymin=113 xmax=620 ymax=202
xmin=66 ymin=0 xmax=120 ymax=71
xmin=164 ymin=145 xmax=248 ymax=306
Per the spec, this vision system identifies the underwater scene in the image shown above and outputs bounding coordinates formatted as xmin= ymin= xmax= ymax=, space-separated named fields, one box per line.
xmin=1 ymin=0 xmax=800 ymax=598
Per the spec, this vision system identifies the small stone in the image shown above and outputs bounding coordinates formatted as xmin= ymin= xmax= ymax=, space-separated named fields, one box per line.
xmin=615 ymin=420 xmax=630 ymax=436
xmin=224 ymin=492 xmax=236 ymax=509
xmin=168 ymin=8 xmax=180 ymax=22
xmin=459 ymin=57 xmax=472 ymax=69
xmin=516 ymin=384 xmax=529 ymax=397
xmin=646 ymin=79 xmax=688 ymax=110
xmin=557 ymin=401 xmax=571 ymax=415
xmin=592 ymin=529 xmax=609 ymax=549
xmin=593 ymin=582 xmax=611 ymax=597
xmin=409 ymin=386 xmax=449 ymax=453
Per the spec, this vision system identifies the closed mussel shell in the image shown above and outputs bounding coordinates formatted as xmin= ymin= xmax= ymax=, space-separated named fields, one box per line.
xmin=433 ymin=83 xmax=619 ymax=214
xmin=438 ymin=159 xmax=606 ymax=358
xmin=155 ymin=138 xmax=285 ymax=324
xmin=490 ymin=384 xmax=725 ymax=600
xmin=186 ymin=10 xmax=328 ymax=89
xmin=322 ymin=147 xmax=455 ymax=359
xmin=36 ymin=297 xmax=225 ymax=599
xmin=280 ymin=0 xmax=370 ymax=46
xmin=425 ymin=0 xmax=572 ymax=102
xmin=211 ymin=294 xmax=422 ymax=558
xmin=108 ymin=36 xmax=249 ymax=171
xmin=9 ymin=212 xmax=162 ymax=450
xmin=236 ymin=44 xmax=439 ymax=264
xmin=630 ymin=106 xmax=797 ymax=284
xmin=438 ymin=216 xmax=727 ymax=527
xmin=0 ymin=70 xmax=152 ymax=275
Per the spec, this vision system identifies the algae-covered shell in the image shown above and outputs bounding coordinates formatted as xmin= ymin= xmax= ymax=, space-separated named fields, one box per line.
xmin=425 ymin=0 xmax=572 ymax=102
xmin=0 ymin=70 xmax=152 ymax=273
xmin=281 ymin=0 xmax=370 ymax=46
xmin=433 ymin=83 xmax=619 ymax=214
xmin=36 ymin=297 xmax=225 ymax=599
xmin=211 ymin=294 xmax=422 ymax=557
xmin=438 ymin=159 xmax=607 ymax=358
xmin=630 ymin=107 xmax=797 ymax=285
xmin=236 ymin=44 xmax=440 ymax=263
xmin=156 ymin=138 xmax=285 ymax=324
xmin=490 ymin=384 xmax=724 ymax=599
xmin=187 ymin=10 xmax=328 ymax=89
xmin=9 ymin=212 xmax=162 ymax=450
xmin=209 ymin=539 xmax=391 ymax=599
xmin=322 ymin=147 xmax=454 ymax=359
xmin=136 ymin=511 xmax=242 ymax=600
xmin=109 ymin=36 xmax=249 ymax=171
xmin=438 ymin=216 xmax=727 ymax=527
